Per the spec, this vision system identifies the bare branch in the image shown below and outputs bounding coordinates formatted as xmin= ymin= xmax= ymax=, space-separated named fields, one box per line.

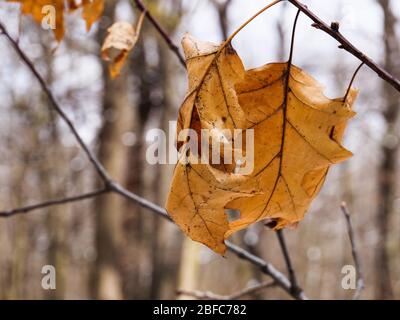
xmin=130 ymin=0 xmax=186 ymax=67
xmin=288 ymin=0 xmax=400 ymax=93
xmin=276 ymin=230 xmax=302 ymax=296
xmin=0 ymin=23 xmax=112 ymax=184
xmin=177 ymin=280 xmax=276 ymax=300
xmin=225 ymin=242 xmax=307 ymax=299
xmin=0 ymin=189 xmax=109 ymax=218
xmin=340 ymin=202 xmax=365 ymax=300
xmin=109 ymin=182 xmax=172 ymax=221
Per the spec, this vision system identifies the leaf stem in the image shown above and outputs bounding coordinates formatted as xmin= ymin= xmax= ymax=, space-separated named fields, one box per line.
xmin=344 ymin=62 xmax=364 ymax=102
xmin=190 ymin=0 xmax=282 ymax=114
xmin=287 ymin=9 xmax=301 ymax=65
xmin=221 ymin=0 xmax=282 ymax=49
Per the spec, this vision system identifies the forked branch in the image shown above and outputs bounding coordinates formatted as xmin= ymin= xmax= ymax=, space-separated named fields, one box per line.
xmin=288 ymin=0 xmax=400 ymax=93
xmin=130 ymin=0 xmax=186 ymax=66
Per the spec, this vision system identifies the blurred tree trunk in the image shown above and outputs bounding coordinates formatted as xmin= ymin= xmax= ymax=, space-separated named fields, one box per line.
xmin=156 ymin=40 xmax=185 ymax=299
xmin=122 ymin=1 xmax=184 ymax=299
xmin=91 ymin=0 xmax=134 ymax=299
xmin=43 ymin=42 xmax=68 ymax=299
xmin=122 ymin=37 xmax=156 ymax=299
xmin=211 ymin=0 xmax=232 ymax=40
xmin=177 ymin=240 xmax=201 ymax=299
xmin=42 ymin=114 xmax=68 ymax=300
xmin=122 ymin=22 xmax=167 ymax=301
xmin=375 ymin=0 xmax=399 ymax=300
xmin=10 ymin=99 xmax=52 ymax=299
xmin=10 ymin=154 xmax=28 ymax=299
xmin=148 ymin=42 xmax=167 ymax=299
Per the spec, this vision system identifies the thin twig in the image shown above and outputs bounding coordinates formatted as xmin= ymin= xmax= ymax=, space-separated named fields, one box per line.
xmin=130 ymin=0 xmax=186 ymax=67
xmin=0 ymin=10 xmax=310 ymax=300
xmin=0 ymin=24 xmax=112 ymax=184
xmin=229 ymin=281 xmax=276 ymax=299
xmin=225 ymin=242 xmax=307 ymax=299
xmin=210 ymin=0 xmax=234 ymax=40
xmin=110 ymin=182 xmax=172 ymax=221
xmin=276 ymin=230 xmax=302 ymax=296
xmin=0 ymin=189 xmax=110 ymax=218
xmin=340 ymin=202 xmax=365 ymax=300
xmin=344 ymin=62 xmax=364 ymax=102
xmin=288 ymin=0 xmax=400 ymax=93
xmin=177 ymin=280 xmax=276 ymax=300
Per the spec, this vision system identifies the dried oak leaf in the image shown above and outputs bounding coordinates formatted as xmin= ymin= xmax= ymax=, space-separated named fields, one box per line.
xmin=8 ymin=0 xmax=104 ymax=41
xmin=167 ymin=153 xmax=258 ymax=254
xmin=225 ymin=63 xmax=357 ymax=236
xmin=101 ymin=13 xmax=145 ymax=78
xmin=166 ymin=34 xmax=358 ymax=254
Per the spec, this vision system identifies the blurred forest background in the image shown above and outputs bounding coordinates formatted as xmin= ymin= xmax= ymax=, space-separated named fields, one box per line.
xmin=0 ymin=0 xmax=399 ymax=300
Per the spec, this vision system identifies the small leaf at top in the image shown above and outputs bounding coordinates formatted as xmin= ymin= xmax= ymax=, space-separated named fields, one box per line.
xmin=101 ymin=12 xmax=145 ymax=78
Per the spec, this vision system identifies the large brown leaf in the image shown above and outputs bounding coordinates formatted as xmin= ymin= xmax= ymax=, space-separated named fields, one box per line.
xmin=166 ymin=34 xmax=357 ymax=254
xmin=167 ymin=153 xmax=258 ymax=254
